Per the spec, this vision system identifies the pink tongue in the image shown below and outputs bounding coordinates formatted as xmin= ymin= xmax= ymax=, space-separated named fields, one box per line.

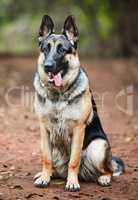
xmin=53 ymin=72 xmax=62 ymax=87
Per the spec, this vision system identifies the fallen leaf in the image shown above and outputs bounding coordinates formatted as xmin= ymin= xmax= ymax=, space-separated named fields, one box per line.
xmin=125 ymin=137 xmax=134 ymax=143
xmin=26 ymin=193 xmax=43 ymax=199
xmin=52 ymin=179 xmax=65 ymax=185
xmin=3 ymin=164 xmax=8 ymax=168
xmin=13 ymin=185 xmax=24 ymax=190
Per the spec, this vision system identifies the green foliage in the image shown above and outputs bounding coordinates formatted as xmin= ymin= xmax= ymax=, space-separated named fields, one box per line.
xmin=96 ymin=0 xmax=113 ymax=39
xmin=0 ymin=0 xmax=136 ymax=57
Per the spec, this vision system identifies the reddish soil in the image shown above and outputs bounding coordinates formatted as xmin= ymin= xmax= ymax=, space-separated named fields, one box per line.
xmin=0 ymin=57 xmax=138 ymax=200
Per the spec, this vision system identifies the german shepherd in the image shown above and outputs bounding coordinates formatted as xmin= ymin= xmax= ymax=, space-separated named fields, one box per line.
xmin=33 ymin=15 xmax=124 ymax=192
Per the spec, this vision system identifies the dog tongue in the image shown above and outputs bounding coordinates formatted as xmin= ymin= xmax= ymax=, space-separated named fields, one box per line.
xmin=53 ymin=72 xmax=62 ymax=87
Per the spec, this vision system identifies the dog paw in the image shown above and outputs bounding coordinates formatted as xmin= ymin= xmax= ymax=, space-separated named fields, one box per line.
xmin=34 ymin=172 xmax=42 ymax=180
xmin=98 ymin=175 xmax=111 ymax=186
xmin=34 ymin=172 xmax=50 ymax=188
xmin=65 ymin=180 xmax=80 ymax=192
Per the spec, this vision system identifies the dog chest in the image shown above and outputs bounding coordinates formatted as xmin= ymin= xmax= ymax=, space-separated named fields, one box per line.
xmin=44 ymin=99 xmax=84 ymax=143
xmin=35 ymin=94 xmax=84 ymax=123
xmin=35 ymin=92 xmax=88 ymax=148
xmin=46 ymin=101 xmax=79 ymax=145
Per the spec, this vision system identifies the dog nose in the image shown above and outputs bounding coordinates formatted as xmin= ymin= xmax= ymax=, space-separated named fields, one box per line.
xmin=44 ymin=60 xmax=56 ymax=73
xmin=44 ymin=64 xmax=54 ymax=73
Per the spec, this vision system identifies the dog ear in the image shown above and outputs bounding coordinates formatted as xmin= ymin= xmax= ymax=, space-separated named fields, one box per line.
xmin=62 ymin=15 xmax=79 ymax=48
xmin=39 ymin=15 xmax=54 ymax=38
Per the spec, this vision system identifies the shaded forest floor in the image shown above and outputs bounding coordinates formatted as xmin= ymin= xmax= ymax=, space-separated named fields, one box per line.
xmin=0 ymin=57 xmax=138 ymax=200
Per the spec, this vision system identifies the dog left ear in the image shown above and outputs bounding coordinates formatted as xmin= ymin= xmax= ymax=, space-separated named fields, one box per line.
xmin=39 ymin=15 xmax=54 ymax=39
xmin=62 ymin=15 xmax=79 ymax=48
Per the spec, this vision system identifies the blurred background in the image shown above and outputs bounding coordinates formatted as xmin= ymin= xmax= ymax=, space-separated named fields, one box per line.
xmin=0 ymin=0 xmax=138 ymax=110
xmin=0 ymin=0 xmax=138 ymax=57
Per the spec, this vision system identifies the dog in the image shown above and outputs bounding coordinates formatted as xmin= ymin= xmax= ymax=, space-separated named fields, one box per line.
xmin=33 ymin=15 xmax=125 ymax=192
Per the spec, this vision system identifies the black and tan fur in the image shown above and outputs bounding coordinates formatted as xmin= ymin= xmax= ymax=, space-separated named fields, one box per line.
xmin=33 ymin=15 xmax=124 ymax=192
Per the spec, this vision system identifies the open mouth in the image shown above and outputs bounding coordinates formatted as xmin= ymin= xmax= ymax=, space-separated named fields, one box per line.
xmin=47 ymin=72 xmax=62 ymax=87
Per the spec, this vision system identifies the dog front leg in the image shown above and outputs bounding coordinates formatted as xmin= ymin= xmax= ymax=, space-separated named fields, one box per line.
xmin=34 ymin=118 xmax=52 ymax=188
xmin=65 ymin=124 xmax=85 ymax=192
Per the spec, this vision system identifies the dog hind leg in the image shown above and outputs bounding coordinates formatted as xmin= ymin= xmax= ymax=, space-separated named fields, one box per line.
xmin=80 ymin=138 xmax=112 ymax=186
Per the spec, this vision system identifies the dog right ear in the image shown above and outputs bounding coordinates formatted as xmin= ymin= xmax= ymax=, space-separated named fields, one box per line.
xmin=62 ymin=15 xmax=79 ymax=48
xmin=39 ymin=15 xmax=54 ymax=39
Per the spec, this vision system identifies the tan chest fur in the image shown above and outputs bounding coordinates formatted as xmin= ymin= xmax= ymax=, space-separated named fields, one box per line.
xmin=35 ymin=92 xmax=91 ymax=145
xmin=35 ymin=88 xmax=91 ymax=153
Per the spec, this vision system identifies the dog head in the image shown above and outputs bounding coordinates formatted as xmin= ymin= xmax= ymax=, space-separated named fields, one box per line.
xmin=37 ymin=15 xmax=80 ymax=88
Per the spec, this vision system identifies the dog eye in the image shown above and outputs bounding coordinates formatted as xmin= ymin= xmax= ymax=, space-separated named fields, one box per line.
xmin=57 ymin=44 xmax=65 ymax=54
xmin=45 ymin=43 xmax=51 ymax=53
xmin=47 ymin=43 xmax=51 ymax=51
xmin=41 ymin=43 xmax=51 ymax=54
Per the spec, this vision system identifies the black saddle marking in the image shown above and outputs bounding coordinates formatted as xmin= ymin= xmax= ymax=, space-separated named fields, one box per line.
xmin=83 ymin=96 xmax=108 ymax=149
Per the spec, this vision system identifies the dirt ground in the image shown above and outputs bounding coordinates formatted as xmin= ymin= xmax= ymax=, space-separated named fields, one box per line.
xmin=0 ymin=57 xmax=138 ymax=200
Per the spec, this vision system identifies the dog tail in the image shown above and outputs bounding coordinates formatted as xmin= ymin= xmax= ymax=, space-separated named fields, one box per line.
xmin=111 ymin=156 xmax=125 ymax=176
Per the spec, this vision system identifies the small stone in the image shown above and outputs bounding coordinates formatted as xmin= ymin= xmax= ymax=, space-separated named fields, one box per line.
xmin=9 ymin=173 xmax=13 ymax=177
xmin=27 ymin=124 xmax=39 ymax=132
xmin=25 ymin=172 xmax=31 ymax=176
xmin=9 ymin=186 xmax=14 ymax=189
xmin=10 ymin=166 xmax=15 ymax=170
xmin=32 ymin=152 xmax=37 ymax=156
